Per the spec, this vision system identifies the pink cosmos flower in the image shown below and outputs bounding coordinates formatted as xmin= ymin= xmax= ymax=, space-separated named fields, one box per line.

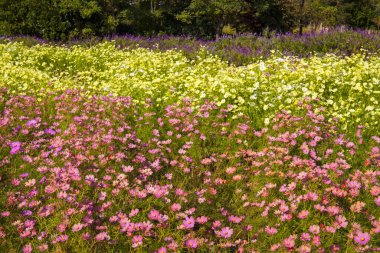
xmin=354 ymin=232 xmax=370 ymax=245
xmin=132 ymin=235 xmax=143 ymax=248
xmin=212 ymin=220 xmax=221 ymax=229
xmin=228 ymin=215 xmax=243 ymax=223
xmin=129 ymin=208 xmax=139 ymax=217
xmin=219 ymin=227 xmax=233 ymax=238
xmin=22 ymin=243 xmax=32 ymax=253
xmin=325 ymin=226 xmax=337 ymax=234
xmin=326 ymin=205 xmax=340 ymax=216
xmin=11 ymin=178 xmax=20 ymax=186
xmin=148 ymin=209 xmax=160 ymax=221
xmin=298 ymin=210 xmax=309 ymax=219
xmin=300 ymin=233 xmax=311 ymax=241
xmin=57 ymin=223 xmax=67 ymax=233
xmin=167 ymin=241 xmax=178 ymax=250
xmin=350 ymin=201 xmax=366 ymax=213
xmin=95 ymin=232 xmax=110 ymax=241
xmin=26 ymin=119 xmax=37 ymax=127
xmin=309 ymin=225 xmax=320 ymax=234
xmin=298 ymin=244 xmax=311 ymax=253
xmin=226 ymin=167 xmax=236 ymax=174
xmin=122 ymin=165 xmax=134 ymax=173
xmin=265 ymin=226 xmax=278 ymax=235
xmin=185 ymin=239 xmax=197 ymax=249
xmin=196 ymin=216 xmax=208 ymax=224
xmin=283 ymin=235 xmax=296 ymax=249
xmin=335 ymin=215 xmax=348 ymax=228
xmin=72 ymin=223 xmax=83 ymax=232
xmin=37 ymin=244 xmax=48 ymax=251
xmin=20 ymin=230 xmax=31 ymax=238
xmin=371 ymin=186 xmax=380 ymax=196
xmin=330 ymin=244 xmax=341 ymax=252
xmin=171 ymin=203 xmax=181 ymax=212
xmin=312 ymin=236 xmax=321 ymax=246
xmin=25 ymin=179 xmax=36 ymax=187
xmin=82 ymin=232 xmax=91 ymax=240
xmin=157 ymin=247 xmax=167 ymax=253
xmin=375 ymin=196 xmax=380 ymax=206
xmin=270 ymin=243 xmax=281 ymax=251
xmin=183 ymin=216 xmax=195 ymax=229
xmin=10 ymin=141 xmax=21 ymax=154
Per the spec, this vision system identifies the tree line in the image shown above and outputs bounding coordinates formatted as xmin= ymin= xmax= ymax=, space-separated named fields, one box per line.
xmin=0 ymin=0 xmax=379 ymax=40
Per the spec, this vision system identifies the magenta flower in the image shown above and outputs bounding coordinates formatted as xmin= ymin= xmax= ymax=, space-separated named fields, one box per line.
xmin=45 ymin=128 xmax=56 ymax=135
xmin=148 ymin=209 xmax=160 ymax=221
xmin=354 ymin=232 xmax=370 ymax=245
xmin=219 ymin=227 xmax=233 ymax=238
xmin=26 ymin=119 xmax=37 ymax=127
xmin=10 ymin=141 xmax=21 ymax=154
xmin=185 ymin=239 xmax=198 ymax=249
xmin=183 ymin=216 xmax=195 ymax=229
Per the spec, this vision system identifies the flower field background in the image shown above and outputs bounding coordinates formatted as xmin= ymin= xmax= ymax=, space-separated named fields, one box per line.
xmin=0 ymin=36 xmax=379 ymax=252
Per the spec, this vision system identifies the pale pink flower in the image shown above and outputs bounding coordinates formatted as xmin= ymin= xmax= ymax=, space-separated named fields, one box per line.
xmin=283 ymin=235 xmax=296 ymax=248
xmin=298 ymin=244 xmax=311 ymax=253
xmin=72 ymin=223 xmax=83 ymax=232
xmin=171 ymin=203 xmax=181 ymax=212
xmin=309 ymin=225 xmax=320 ymax=234
xmin=298 ymin=210 xmax=309 ymax=219
xmin=265 ymin=226 xmax=278 ymax=235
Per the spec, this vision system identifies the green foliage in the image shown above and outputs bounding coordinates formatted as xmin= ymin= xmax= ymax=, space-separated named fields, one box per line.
xmin=222 ymin=25 xmax=236 ymax=35
xmin=0 ymin=0 xmax=378 ymax=39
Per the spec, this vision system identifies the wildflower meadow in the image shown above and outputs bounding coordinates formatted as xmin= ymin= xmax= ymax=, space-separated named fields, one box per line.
xmin=0 ymin=37 xmax=379 ymax=252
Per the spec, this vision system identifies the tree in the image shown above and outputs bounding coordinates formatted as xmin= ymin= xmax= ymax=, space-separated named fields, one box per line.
xmin=177 ymin=0 xmax=249 ymax=37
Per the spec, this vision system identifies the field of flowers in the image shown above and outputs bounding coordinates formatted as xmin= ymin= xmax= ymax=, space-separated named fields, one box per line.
xmin=0 ymin=40 xmax=379 ymax=252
